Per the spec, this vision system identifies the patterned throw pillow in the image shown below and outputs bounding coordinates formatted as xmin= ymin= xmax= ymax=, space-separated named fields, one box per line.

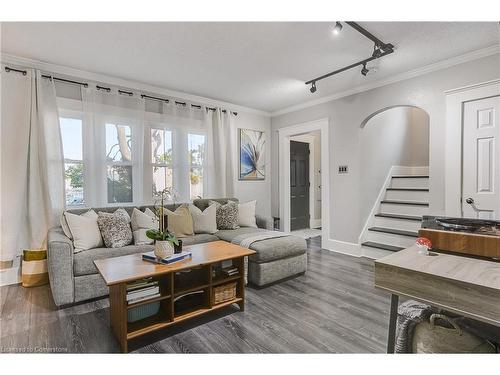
xmin=97 ymin=209 xmax=133 ymax=248
xmin=209 ymin=200 xmax=239 ymax=230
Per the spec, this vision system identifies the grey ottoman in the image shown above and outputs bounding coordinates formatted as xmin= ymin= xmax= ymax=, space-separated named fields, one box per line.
xmin=216 ymin=228 xmax=308 ymax=286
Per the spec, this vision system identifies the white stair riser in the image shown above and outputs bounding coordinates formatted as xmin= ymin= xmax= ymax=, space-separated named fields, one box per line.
xmin=365 ymin=231 xmax=416 ymax=248
xmin=385 ymin=190 xmax=429 ymax=201
xmin=390 ymin=177 xmax=429 ymax=189
xmin=372 ymin=216 xmax=422 ymax=231
xmin=361 ymin=246 xmax=394 ymax=259
xmin=380 ymin=203 xmax=429 ymax=216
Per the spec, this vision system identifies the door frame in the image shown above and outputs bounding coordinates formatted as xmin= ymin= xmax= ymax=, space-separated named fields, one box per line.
xmin=445 ymin=79 xmax=500 ymax=216
xmin=289 ymin=134 xmax=319 ymax=228
xmin=278 ymin=118 xmax=330 ymax=246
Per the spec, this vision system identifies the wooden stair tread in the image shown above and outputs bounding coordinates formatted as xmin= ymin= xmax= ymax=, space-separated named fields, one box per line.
xmin=361 ymin=241 xmax=404 ymax=252
xmin=374 ymin=213 xmax=422 ymax=221
xmin=381 ymin=200 xmax=429 ymax=206
xmin=386 ymin=188 xmax=429 ymax=191
xmin=391 ymin=175 xmax=429 ymax=178
xmin=368 ymin=227 xmax=418 ymax=237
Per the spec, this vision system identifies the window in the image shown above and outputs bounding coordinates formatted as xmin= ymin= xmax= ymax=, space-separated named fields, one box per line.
xmin=150 ymin=128 xmax=173 ymax=196
xmin=60 ymin=117 xmax=85 ymax=206
xmin=188 ymin=133 xmax=205 ymax=199
xmin=106 ymin=123 xmax=133 ymax=203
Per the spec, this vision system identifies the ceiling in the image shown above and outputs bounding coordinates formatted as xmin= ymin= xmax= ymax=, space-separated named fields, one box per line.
xmin=1 ymin=22 xmax=499 ymax=113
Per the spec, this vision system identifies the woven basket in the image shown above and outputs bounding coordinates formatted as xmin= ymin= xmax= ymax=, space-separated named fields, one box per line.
xmin=22 ymin=249 xmax=48 ymax=287
xmin=213 ymin=282 xmax=237 ymax=305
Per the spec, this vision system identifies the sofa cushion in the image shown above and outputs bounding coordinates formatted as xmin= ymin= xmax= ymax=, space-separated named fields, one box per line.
xmin=210 ymin=200 xmax=239 ymax=230
xmin=181 ymin=234 xmax=219 ymax=246
xmin=97 ymin=209 xmax=133 ymax=248
xmin=193 ymin=198 xmax=238 ymax=211
xmin=165 ymin=205 xmax=194 ymax=238
xmin=74 ymin=244 xmax=153 ymax=276
xmin=215 ymin=228 xmax=307 ymax=263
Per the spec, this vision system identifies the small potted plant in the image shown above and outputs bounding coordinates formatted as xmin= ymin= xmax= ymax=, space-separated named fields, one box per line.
xmin=146 ymin=229 xmax=179 ymax=259
xmin=147 ymin=187 xmax=181 ymax=259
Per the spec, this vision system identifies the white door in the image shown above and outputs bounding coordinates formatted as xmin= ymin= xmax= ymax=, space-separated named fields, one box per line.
xmin=462 ymin=96 xmax=500 ymax=219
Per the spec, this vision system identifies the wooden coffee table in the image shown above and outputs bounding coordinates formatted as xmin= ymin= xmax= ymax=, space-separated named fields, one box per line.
xmin=94 ymin=240 xmax=255 ymax=352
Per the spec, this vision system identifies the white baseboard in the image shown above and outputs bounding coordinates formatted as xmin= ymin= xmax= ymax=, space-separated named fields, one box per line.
xmin=0 ymin=266 xmax=21 ymax=286
xmin=310 ymin=219 xmax=322 ymax=229
xmin=322 ymin=238 xmax=361 ymax=257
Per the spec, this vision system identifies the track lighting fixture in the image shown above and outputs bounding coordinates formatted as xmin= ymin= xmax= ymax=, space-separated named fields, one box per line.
xmin=305 ymin=22 xmax=395 ymax=93
xmin=332 ymin=22 xmax=343 ymax=35
xmin=310 ymin=81 xmax=317 ymax=93
xmin=361 ymin=63 xmax=369 ymax=76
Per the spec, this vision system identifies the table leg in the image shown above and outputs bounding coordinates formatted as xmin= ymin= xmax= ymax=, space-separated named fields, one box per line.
xmin=387 ymin=294 xmax=399 ymax=354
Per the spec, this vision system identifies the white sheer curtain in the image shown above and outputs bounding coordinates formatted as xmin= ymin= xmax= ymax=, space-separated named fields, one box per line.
xmin=0 ymin=69 xmax=64 ymax=262
xmin=80 ymin=86 xmax=146 ymax=206
xmin=207 ymin=108 xmax=236 ymax=198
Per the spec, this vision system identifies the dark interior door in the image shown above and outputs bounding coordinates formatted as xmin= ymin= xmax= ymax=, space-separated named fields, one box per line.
xmin=290 ymin=140 xmax=310 ymax=231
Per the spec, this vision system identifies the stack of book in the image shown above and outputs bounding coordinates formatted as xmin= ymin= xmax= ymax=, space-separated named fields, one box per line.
xmin=142 ymin=251 xmax=192 ymax=265
xmin=221 ymin=266 xmax=239 ymax=277
xmin=126 ymin=278 xmax=160 ymax=305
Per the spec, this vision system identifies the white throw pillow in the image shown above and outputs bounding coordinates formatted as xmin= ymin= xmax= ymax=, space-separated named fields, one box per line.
xmin=238 ymin=200 xmax=257 ymax=228
xmin=188 ymin=204 xmax=217 ymax=234
xmin=64 ymin=210 xmax=104 ymax=252
xmin=131 ymin=208 xmax=158 ymax=245
xmin=60 ymin=212 xmax=73 ymax=239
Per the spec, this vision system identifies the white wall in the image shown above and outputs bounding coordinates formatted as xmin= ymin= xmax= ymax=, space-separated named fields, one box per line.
xmin=359 ymin=107 xmax=429 ymax=222
xmin=271 ymin=53 xmax=500 ymax=245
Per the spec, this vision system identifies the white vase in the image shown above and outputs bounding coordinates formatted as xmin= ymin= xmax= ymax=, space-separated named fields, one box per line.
xmin=154 ymin=240 xmax=174 ymax=259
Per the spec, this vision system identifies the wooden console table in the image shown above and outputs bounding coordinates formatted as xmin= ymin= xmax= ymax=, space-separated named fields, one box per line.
xmin=94 ymin=240 xmax=255 ymax=352
xmin=374 ymin=245 xmax=500 ymax=353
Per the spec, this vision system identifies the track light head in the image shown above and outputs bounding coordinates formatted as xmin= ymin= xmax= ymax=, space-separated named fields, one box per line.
xmin=361 ymin=63 xmax=369 ymax=76
xmin=310 ymin=81 xmax=317 ymax=93
xmin=332 ymin=22 xmax=343 ymax=35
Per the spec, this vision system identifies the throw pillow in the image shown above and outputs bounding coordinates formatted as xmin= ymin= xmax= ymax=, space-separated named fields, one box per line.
xmin=60 ymin=212 xmax=73 ymax=239
xmin=64 ymin=210 xmax=104 ymax=252
xmin=97 ymin=210 xmax=133 ymax=248
xmin=164 ymin=205 xmax=194 ymax=238
xmin=210 ymin=200 xmax=239 ymax=230
xmin=188 ymin=204 xmax=217 ymax=234
xmin=131 ymin=208 xmax=158 ymax=245
xmin=238 ymin=200 xmax=257 ymax=228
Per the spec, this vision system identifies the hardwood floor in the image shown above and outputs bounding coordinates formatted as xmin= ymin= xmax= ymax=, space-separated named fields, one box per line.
xmin=0 ymin=237 xmax=391 ymax=353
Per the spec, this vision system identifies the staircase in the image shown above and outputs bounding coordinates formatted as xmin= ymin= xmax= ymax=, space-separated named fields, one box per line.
xmin=360 ymin=170 xmax=429 ymax=258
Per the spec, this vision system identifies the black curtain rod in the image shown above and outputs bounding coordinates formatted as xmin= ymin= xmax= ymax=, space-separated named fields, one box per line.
xmin=4 ymin=66 xmax=27 ymax=75
xmin=41 ymin=74 xmax=89 ymax=88
xmin=5 ymin=66 xmax=237 ymax=115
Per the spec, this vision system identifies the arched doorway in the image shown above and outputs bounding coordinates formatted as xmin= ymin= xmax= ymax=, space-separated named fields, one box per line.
xmin=359 ymin=106 xmax=430 ymax=258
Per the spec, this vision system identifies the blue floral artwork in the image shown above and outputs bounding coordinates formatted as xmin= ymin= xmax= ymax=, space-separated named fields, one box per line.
xmin=239 ymin=128 xmax=265 ymax=180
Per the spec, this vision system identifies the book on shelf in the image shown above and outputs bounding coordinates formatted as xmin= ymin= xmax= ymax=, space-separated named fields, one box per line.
xmin=126 ymin=279 xmax=158 ymax=292
xmin=142 ymin=251 xmax=192 ymax=265
xmin=126 ymin=285 xmax=160 ymax=301
xmin=222 ymin=267 xmax=239 ymax=276
xmin=127 ymin=293 xmax=161 ymax=305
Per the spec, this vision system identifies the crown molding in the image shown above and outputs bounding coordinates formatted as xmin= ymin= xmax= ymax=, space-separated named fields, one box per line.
xmin=271 ymin=44 xmax=500 ymax=117
xmin=0 ymin=53 xmax=272 ymax=117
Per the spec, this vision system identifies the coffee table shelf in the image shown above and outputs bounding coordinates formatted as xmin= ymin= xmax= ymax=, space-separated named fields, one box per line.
xmin=94 ymin=241 xmax=255 ymax=352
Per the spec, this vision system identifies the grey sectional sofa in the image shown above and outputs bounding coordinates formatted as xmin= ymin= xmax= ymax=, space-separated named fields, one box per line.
xmin=47 ymin=198 xmax=307 ymax=307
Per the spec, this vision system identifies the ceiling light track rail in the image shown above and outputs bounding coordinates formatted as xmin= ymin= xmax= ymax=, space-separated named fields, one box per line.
xmin=305 ymin=22 xmax=394 ymax=89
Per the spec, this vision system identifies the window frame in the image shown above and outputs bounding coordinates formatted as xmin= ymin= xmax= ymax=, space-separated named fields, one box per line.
xmin=146 ymin=122 xmax=176 ymax=204
xmin=59 ymin=110 xmax=86 ymax=209
xmin=99 ymin=114 xmax=140 ymax=207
